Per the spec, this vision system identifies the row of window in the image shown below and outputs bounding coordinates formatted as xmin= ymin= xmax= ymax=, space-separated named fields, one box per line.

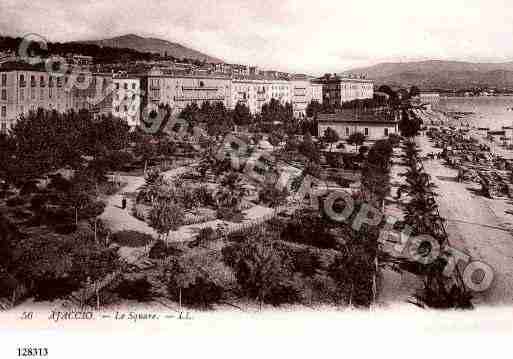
xmin=115 ymin=82 xmax=138 ymax=90
xmin=335 ymin=127 xmax=389 ymax=137
xmin=18 ymin=88 xmax=70 ymax=101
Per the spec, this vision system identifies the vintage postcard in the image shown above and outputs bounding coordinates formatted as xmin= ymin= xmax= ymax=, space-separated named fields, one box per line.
xmin=1 ymin=0 xmax=512 ymax=357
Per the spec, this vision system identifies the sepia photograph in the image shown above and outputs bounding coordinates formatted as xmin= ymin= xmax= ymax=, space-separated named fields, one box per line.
xmin=1 ymin=0 xmax=513 ymax=357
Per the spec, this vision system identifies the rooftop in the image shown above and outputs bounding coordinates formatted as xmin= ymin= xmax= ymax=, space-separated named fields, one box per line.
xmin=318 ymin=109 xmax=398 ymax=124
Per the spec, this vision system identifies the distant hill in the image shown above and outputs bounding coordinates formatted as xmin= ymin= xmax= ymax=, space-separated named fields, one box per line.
xmin=343 ymin=60 xmax=513 ymax=89
xmin=77 ymin=34 xmax=223 ymax=64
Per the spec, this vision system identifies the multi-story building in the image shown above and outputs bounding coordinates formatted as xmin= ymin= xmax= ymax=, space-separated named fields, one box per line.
xmin=112 ymin=72 xmax=141 ymax=127
xmin=146 ymin=68 xmax=232 ymax=114
xmin=0 ymin=62 xmax=80 ymax=133
xmin=316 ymin=74 xmax=374 ymax=106
xmin=290 ymin=76 xmax=323 ymax=118
xmin=0 ymin=62 xmax=143 ymax=132
xmin=231 ymin=78 xmax=270 ymax=114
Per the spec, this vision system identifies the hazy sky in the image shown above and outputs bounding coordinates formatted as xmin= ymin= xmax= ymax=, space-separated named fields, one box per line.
xmin=2 ymin=0 xmax=513 ymax=74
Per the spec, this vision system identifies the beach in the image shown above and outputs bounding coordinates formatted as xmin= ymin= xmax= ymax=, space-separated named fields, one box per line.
xmin=414 ymin=106 xmax=513 ymax=306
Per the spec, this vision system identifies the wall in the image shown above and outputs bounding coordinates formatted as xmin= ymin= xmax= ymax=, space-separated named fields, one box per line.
xmin=318 ymin=121 xmax=398 ymax=141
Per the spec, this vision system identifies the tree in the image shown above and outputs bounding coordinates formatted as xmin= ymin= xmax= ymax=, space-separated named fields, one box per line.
xmin=409 ymin=85 xmax=421 ymax=98
xmin=306 ymin=100 xmax=323 ymax=119
xmin=222 ymin=235 xmax=294 ymax=305
xmin=148 ymin=199 xmax=185 ymax=242
xmin=377 ymin=85 xmax=396 ymax=98
xmin=233 ymin=102 xmax=252 ymax=126
xmin=322 ymin=127 xmax=340 ymax=152
xmin=347 ymin=132 xmax=366 ymax=152
xmin=399 ymin=109 xmax=421 ymax=138
xmin=299 ymin=132 xmax=320 ymax=163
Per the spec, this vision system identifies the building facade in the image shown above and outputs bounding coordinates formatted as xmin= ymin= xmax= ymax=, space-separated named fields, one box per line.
xmin=290 ymin=77 xmax=323 ymax=117
xmin=317 ymin=109 xmax=399 ymax=141
xmin=316 ymin=74 xmax=374 ymax=106
xmin=112 ymin=73 xmax=141 ymax=127
xmin=0 ymin=64 xmax=80 ymax=132
xmin=0 ymin=63 xmax=143 ymax=132
xmin=146 ymin=69 xmax=232 ymax=114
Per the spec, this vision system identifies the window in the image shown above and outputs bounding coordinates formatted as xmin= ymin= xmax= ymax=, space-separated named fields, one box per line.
xmin=115 ymin=106 xmax=120 ymax=112
xmin=1 ymin=74 xmax=6 ymax=86
xmin=124 ymin=83 xmax=128 ymax=90
xmin=1 ymin=106 xmax=6 ymax=117
xmin=40 ymin=76 xmax=45 ymax=87
xmin=364 ymin=128 xmax=369 ymax=136
xmin=31 ymin=75 xmax=36 ymax=87
xmin=1 ymin=89 xmax=6 ymax=100
xmin=384 ymin=128 xmax=389 ymax=136
xmin=116 ymin=83 xmax=120 ymax=89
xmin=124 ymin=105 xmax=128 ymax=111
xmin=346 ymin=127 xmax=349 ymax=136
xmin=132 ymin=83 xmax=136 ymax=89
xmin=19 ymin=74 xmax=26 ymax=87
xmin=20 ymin=89 xmax=24 ymax=100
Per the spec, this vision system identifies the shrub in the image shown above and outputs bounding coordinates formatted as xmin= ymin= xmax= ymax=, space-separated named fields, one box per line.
xmin=30 ymin=194 xmax=48 ymax=211
xmin=112 ymin=230 xmax=154 ymax=247
xmin=280 ymin=210 xmax=339 ymax=249
xmin=258 ymin=183 xmax=289 ymax=207
xmin=216 ymin=207 xmax=244 ymax=222
xmin=149 ymin=240 xmax=184 ymax=259
xmin=79 ymin=201 xmax=106 ymax=220
xmin=115 ymin=277 xmax=153 ymax=302
xmin=222 ymin=237 xmax=299 ymax=305
xmin=54 ymin=223 xmax=77 ymax=234
xmin=6 ymin=196 xmax=25 ymax=207
xmin=193 ymin=185 xmax=213 ymax=207
xmin=197 ymin=227 xmax=216 ymax=244
xmin=133 ymin=203 xmax=149 ymax=221
xmin=164 ymin=252 xmax=236 ymax=308
xmin=19 ymin=181 xmax=40 ymax=196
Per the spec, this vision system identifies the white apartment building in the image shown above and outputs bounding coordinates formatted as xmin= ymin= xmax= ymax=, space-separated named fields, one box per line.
xmin=112 ymin=73 xmax=141 ymax=127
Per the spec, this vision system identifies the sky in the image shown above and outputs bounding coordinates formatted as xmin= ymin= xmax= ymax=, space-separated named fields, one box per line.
xmin=1 ymin=0 xmax=513 ymax=75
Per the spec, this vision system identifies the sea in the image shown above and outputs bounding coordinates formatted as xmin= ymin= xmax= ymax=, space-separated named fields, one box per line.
xmin=435 ymin=96 xmax=513 ymax=130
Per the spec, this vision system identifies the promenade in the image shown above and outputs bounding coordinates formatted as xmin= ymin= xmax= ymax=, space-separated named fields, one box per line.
xmin=417 ymin=133 xmax=513 ymax=305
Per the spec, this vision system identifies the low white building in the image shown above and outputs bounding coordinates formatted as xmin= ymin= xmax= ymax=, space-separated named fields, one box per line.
xmin=317 ymin=109 xmax=399 ymax=141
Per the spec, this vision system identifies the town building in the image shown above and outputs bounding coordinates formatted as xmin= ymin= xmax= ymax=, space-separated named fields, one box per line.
xmin=65 ymin=54 xmax=94 ymax=68
xmin=146 ymin=68 xmax=232 ymax=114
xmin=0 ymin=62 xmax=144 ymax=132
xmin=317 ymin=108 xmax=399 ymax=141
xmin=315 ymin=74 xmax=374 ymax=106
xmin=0 ymin=62 xmax=79 ymax=133
xmin=112 ymin=72 xmax=142 ymax=127
xmin=415 ymin=91 xmax=440 ymax=105
xmin=231 ymin=77 xmax=295 ymax=114
xmin=290 ymin=76 xmax=323 ymax=117
xmin=231 ymin=78 xmax=270 ymax=114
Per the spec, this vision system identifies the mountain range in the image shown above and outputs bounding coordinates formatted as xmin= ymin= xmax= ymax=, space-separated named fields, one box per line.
xmin=77 ymin=34 xmax=223 ymax=64
xmin=344 ymin=60 xmax=513 ymax=90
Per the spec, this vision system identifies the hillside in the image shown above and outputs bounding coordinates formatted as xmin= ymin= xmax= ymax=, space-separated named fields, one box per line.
xmin=78 ymin=34 xmax=223 ymax=64
xmin=344 ymin=60 xmax=513 ymax=89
